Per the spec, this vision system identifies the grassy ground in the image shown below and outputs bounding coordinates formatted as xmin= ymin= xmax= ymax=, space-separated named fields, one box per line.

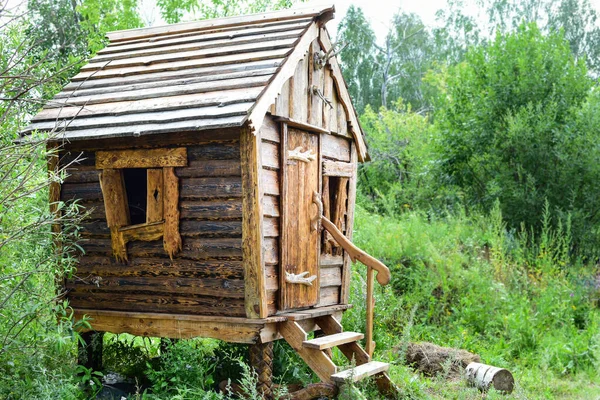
xmin=339 ymin=206 xmax=600 ymax=399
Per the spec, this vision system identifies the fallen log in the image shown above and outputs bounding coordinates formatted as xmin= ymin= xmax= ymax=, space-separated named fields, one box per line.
xmin=465 ymin=362 xmax=514 ymax=394
xmin=401 ymin=341 xmax=480 ymax=378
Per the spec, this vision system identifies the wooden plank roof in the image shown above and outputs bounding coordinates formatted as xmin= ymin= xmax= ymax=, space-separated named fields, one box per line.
xmin=24 ymin=4 xmax=368 ymax=160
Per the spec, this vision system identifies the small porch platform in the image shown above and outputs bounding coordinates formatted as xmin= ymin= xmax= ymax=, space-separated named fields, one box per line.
xmin=74 ymin=304 xmax=353 ymax=344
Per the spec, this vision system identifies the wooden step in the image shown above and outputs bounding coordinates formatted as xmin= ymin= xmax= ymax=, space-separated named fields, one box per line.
xmin=303 ymin=332 xmax=364 ymax=350
xmin=330 ymin=361 xmax=390 ymax=383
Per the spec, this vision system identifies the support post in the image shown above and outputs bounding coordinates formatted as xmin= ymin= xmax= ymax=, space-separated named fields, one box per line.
xmin=249 ymin=342 xmax=274 ymax=400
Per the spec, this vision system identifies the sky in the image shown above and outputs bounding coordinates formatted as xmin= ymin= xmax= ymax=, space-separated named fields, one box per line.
xmin=4 ymin=0 xmax=600 ymax=42
xmin=327 ymin=0 xmax=600 ymax=41
xmin=136 ymin=0 xmax=600 ymax=44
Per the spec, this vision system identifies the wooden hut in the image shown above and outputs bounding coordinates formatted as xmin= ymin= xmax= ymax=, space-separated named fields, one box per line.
xmin=25 ymin=4 xmax=396 ymax=397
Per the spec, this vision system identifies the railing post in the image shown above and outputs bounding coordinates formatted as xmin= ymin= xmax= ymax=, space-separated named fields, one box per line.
xmin=365 ymin=265 xmax=375 ymax=357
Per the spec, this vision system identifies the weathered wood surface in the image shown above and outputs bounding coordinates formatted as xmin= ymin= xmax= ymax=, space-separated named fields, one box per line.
xmin=341 ymin=143 xmax=358 ymax=304
xmin=279 ymin=321 xmax=337 ymax=383
xmin=322 ymin=160 xmax=353 ymax=177
xmin=69 ymin=291 xmax=246 ymax=316
xmin=73 ymin=49 xmax=289 ymax=81
xmin=465 ymin=362 xmax=515 ymax=393
xmin=247 ymin=21 xmax=318 ymax=135
xmin=62 ymin=141 xmax=249 ymax=318
xmin=74 ymin=309 xmax=266 ymax=341
xmin=99 ymin=169 xmax=129 ymax=228
xmin=146 ymin=169 xmax=164 ymax=222
xmin=82 ymin=39 xmax=298 ymax=72
xmin=179 ymin=199 xmax=242 ymax=219
xmin=106 ymin=5 xmax=332 ymax=42
xmin=261 ymin=169 xmax=280 ymax=196
xmin=315 ymin=314 xmax=400 ymax=397
xmin=280 ymin=128 xmax=319 ymax=310
xmin=40 ymin=102 xmax=253 ymax=132
xmin=92 ymin=29 xmax=305 ymax=64
xmin=240 ymin=126 xmax=268 ymax=319
xmin=67 ymin=275 xmax=244 ymax=298
xmin=64 ymin=60 xmax=281 ymax=91
xmin=32 ymin=87 xmax=262 ymax=122
xmin=180 ymin=177 xmax=243 ymax=199
xmin=163 ymin=167 xmax=182 ymax=258
xmin=119 ymin=221 xmax=164 ymax=243
xmin=51 ymin=76 xmax=271 ymax=108
xmin=96 ymin=147 xmax=187 ymax=169
xmin=262 ymin=195 xmax=280 ymax=218
xmin=175 ymin=160 xmax=240 ymax=177
xmin=318 ymin=286 xmax=340 ymax=307
xmin=318 ymin=27 xmax=368 ymax=161
xmin=99 ymin=20 xmax=312 ymax=56
xmin=308 ymin=40 xmax=324 ymax=128
xmin=321 ymin=134 xmax=350 ymax=162
xmin=289 ymin=53 xmax=309 ymax=122
xmin=26 ymin=10 xmax=326 ymax=143
xmin=76 ymin=257 xmax=244 ymax=279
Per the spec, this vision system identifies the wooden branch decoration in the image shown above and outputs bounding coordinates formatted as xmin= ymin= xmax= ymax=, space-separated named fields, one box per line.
xmin=321 ymin=216 xmax=391 ymax=286
xmin=288 ymin=147 xmax=316 ymax=163
xmin=311 ymin=191 xmax=323 ymax=232
xmin=285 ymin=271 xmax=317 ymax=286
xmin=313 ymin=41 xmax=348 ymax=69
xmin=310 ymin=85 xmax=333 ymax=109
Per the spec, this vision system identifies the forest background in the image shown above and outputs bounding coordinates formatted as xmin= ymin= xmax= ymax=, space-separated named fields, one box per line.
xmin=1 ymin=0 xmax=600 ymax=398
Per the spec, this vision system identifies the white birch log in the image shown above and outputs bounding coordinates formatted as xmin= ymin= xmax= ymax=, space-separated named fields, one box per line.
xmin=465 ymin=362 xmax=514 ymax=393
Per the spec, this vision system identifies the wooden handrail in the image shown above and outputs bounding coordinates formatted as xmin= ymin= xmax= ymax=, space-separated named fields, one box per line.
xmin=320 ymin=215 xmax=391 ymax=357
xmin=320 ymin=217 xmax=391 ymax=285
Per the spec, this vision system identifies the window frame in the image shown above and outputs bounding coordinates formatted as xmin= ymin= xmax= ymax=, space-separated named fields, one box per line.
xmin=96 ymin=147 xmax=187 ymax=261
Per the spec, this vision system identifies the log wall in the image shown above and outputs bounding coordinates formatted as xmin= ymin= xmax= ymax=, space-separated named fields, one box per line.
xmin=62 ymin=138 xmax=249 ymax=317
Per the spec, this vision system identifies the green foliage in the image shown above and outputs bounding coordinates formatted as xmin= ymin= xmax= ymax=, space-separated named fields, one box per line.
xmin=145 ymin=339 xmax=219 ymax=396
xmin=346 ymin=206 xmax=600 ymax=398
xmin=27 ymin=0 xmax=143 ymax=67
xmin=433 ymin=22 xmax=599 ymax=248
xmin=337 ymin=6 xmax=379 ymax=113
xmin=0 ymin=7 xmax=88 ymax=399
xmin=156 ymin=0 xmax=304 ymax=24
xmin=357 ymin=101 xmax=458 ymax=216
xmin=338 ymin=7 xmax=434 ymax=112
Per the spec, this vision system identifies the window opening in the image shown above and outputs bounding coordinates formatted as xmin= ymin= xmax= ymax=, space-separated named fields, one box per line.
xmin=322 ymin=175 xmax=348 ymax=256
xmin=123 ymin=168 xmax=147 ymax=225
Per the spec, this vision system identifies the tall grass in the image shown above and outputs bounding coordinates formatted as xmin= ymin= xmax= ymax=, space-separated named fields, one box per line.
xmin=344 ymin=205 xmax=600 ymax=398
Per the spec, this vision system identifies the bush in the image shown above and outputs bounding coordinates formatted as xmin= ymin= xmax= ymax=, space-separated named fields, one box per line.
xmin=433 ymin=22 xmax=600 ymax=250
xmin=346 ymin=206 xmax=600 ymax=382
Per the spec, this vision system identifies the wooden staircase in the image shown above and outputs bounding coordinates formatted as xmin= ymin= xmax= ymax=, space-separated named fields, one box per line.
xmin=279 ymin=314 xmax=399 ymax=397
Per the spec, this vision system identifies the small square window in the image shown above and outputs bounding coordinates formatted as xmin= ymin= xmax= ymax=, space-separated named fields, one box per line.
xmin=96 ymin=148 xmax=187 ymax=261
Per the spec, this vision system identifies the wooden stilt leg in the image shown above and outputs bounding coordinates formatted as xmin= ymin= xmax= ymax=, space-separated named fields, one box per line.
xmin=78 ymin=331 xmax=104 ymax=371
xmin=249 ymin=342 xmax=274 ymax=400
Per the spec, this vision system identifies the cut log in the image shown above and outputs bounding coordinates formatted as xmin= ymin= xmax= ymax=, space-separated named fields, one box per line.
xmin=465 ymin=362 xmax=514 ymax=394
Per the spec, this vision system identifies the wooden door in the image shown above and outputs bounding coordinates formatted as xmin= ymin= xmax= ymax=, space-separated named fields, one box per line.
xmin=280 ymin=127 xmax=320 ymax=310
